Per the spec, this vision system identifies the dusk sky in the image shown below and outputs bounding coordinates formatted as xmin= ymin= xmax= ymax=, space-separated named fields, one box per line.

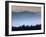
xmin=12 ymin=6 xmax=41 ymax=27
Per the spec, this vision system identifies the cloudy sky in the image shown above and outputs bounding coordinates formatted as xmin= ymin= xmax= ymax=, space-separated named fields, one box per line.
xmin=12 ymin=5 xmax=41 ymax=12
xmin=12 ymin=5 xmax=41 ymax=27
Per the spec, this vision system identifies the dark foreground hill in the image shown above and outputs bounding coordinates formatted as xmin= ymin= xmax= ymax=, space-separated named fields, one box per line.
xmin=12 ymin=24 xmax=41 ymax=31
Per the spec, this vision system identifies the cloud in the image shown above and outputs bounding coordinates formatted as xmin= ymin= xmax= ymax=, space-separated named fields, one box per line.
xmin=12 ymin=6 xmax=41 ymax=13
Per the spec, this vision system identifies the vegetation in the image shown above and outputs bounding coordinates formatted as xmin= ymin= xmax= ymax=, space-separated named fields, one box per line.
xmin=12 ymin=24 xmax=41 ymax=31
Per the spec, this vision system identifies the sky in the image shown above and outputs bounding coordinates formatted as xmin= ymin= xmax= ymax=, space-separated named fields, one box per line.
xmin=12 ymin=6 xmax=41 ymax=27
xmin=12 ymin=5 xmax=41 ymax=13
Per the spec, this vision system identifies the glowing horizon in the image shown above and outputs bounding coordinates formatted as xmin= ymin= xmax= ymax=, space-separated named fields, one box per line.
xmin=12 ymin=11 xmax=41 ymax=27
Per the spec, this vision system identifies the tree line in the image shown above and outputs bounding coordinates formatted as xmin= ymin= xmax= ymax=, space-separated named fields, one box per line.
xmin=12 ymin=24 xmax=41 ymax=31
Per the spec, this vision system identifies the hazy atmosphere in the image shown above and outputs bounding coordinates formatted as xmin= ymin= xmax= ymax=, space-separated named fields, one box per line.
xmin=12 ymin=6 xmax=41 ymax=12
xmin=12 ymin=5 xmax=41 ymax=27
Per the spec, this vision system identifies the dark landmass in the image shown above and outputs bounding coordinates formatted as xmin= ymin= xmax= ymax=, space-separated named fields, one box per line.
xmin=12 ymin=24 xmax=41 ymax=31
